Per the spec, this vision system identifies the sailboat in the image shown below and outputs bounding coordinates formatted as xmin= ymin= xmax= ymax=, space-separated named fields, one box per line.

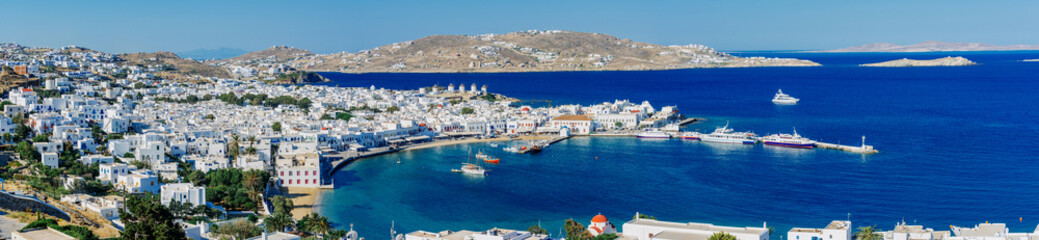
xmin=453 ymin=149 xmax=486 ymax=175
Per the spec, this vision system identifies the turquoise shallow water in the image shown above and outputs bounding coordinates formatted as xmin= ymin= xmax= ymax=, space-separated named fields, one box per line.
xmin=317 ymin=51 xmax=1039 ymax=239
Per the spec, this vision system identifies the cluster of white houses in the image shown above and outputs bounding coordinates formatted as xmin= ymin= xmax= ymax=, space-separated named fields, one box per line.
xmin=405 ymin=214 xmax=1039 ymax=240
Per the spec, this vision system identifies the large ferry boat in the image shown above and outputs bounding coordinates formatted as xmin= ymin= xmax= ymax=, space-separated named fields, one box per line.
xmin=701 ymin=123 xmax=756 ymax=144
xmin=761 ymin=128 xmax=815 ymax=148
xmin=772 ymin=89 xmax=800 ymax=104
xmin=636 ymin=130 xmax=671 ymax=139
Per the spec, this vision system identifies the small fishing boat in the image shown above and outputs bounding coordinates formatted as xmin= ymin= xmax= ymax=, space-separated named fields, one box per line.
xmin=503 ymin=146 xmax=521 ymax=153
xmin=483 ymin=155 xmax=500 ymax=164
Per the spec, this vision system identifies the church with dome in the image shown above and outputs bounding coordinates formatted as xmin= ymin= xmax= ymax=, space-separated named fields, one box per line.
xmin=588 ymin=214 xmax=618 ymax=237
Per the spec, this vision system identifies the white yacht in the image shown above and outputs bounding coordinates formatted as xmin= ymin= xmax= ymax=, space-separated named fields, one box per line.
xmin=772 ymin=89 xmax=799 ymax=104
xmin=701 ymin=122 xmax=757 ymax=144
xmin=636 ymin=130 xmax=671 ymax=139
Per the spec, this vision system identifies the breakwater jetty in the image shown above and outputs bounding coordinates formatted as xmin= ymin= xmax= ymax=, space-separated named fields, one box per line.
xmin=812 ymin=136 xmax=878 ymax=154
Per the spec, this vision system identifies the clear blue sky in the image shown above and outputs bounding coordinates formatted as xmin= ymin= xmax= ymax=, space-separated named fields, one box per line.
xmin=2 ymin=0 xmax=1036 ymax=54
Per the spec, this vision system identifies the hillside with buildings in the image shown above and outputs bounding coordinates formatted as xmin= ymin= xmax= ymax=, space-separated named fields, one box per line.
xmin=117 ymin=51 xmax=231 ymax=79
xmin=214 ymin=30 xmax=820 ymax=77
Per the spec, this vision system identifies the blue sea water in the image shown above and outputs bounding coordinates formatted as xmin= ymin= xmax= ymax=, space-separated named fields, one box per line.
xmin=314 ymin=51 xmax=1039 ymax=239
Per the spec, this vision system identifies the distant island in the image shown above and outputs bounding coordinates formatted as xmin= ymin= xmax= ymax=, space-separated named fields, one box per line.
xmin=1023 ymin=59 xmax=1039 ymax=62
xmin=818 ymin=41 xmax=1039 ymax=52
xmin=213 ymin=30 xmax=820 ymax=75
xmin=860 ymin=56 xmax=977 ymax=67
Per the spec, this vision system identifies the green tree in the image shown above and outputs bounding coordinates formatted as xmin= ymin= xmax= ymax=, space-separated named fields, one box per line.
xmin=15 ymin=124 xmax=32 ymax=141
xmin=564 ymin=218 xmax=592 ymax=240
xmin=271 ymin=122 xmax=282 ymax=132
xmin=854 ymin=226 xmax=882 ymax=240
xmin=385 ymin=105 xmax=400 ymax=113
xmin=592 ymin=233 xmax=620 ymax=240
xmin=708 ymin=232 xmax=738 ymax=240
xmin=614 ymin=122 xmax=623 ymax=129
xmin=460 ymin=107 xmax=475 ymax=114
xmin=335 ymin=112 xmax=353 ymax=121
xmin=632 ymin=213 xmax=657 ymax=220
xmin=31 ymin=134 xmax=49 ymax=142
xmin=327 ymin=229 xmax=350 ymax=240
xmin=120 ymin=195 xmax=188 ymax=240
xmin=297 ymin=97 xmax=312 ymax=109
xmin=15 ymin=141 xmax=40 ymax=162
xmin=270 ymin=195 xmax=294 ymax=216
xmin=204 ymin=114 xmax=215 ymax=121
xmin=528 ymin=225 xmax=548 ymax=235
xmin=211 ymin=219 xmax=262 ymax=240
xmin=264 ymin=212 xmax=294 ymax=233
xmin=242 ymin=169 xmax=268 ymax=211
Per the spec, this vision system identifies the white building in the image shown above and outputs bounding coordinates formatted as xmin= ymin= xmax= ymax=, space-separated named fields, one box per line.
xmin=98 ymin=163 xmax=137 ymax=183
xmin=12 ymin=227 xmax=77 ymax=240
xmin=588 ymin=214 xmax=618 ymax=237
xmin=275 ymin=153 xmax=325 ymax=187
xmin=623 ymin=215 xmax=770 ymax=240
xmin=549 ymin=115 xmax=593 ymax=134
xmin=79 ymin=154 xmax=114 ymax=166
xmin=789 ymin=221 xmax=852 ymax=240
xmin=116 ymin=169 xmax=160 ymax=193
xmin=160 ymin=183 xmax=206 ymax=207
xmin=41 ymin=153 xmax=60 ymax=168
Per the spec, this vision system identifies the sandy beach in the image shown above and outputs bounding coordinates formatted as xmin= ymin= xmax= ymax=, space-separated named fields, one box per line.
xmin=285 ymin=187 xmax=324 ymax=219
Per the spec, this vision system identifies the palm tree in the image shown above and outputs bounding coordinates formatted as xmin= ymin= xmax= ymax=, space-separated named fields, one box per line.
xmin=708 ymin=232 xmax=738 ymax=240
xmin=327 ymin=229 xmax=349 ymax=240
xmin=854 ymin=226 xmax=883 ymax=240
xmin=228 ymin=134 xmax=241 ymax=160
xmin=264 ymin=213 xmax=293 ymax=233
xmin=310 ymin=213 xmax=330 ymax=236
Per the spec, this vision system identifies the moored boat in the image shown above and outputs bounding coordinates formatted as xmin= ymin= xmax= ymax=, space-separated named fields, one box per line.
xmin=761 ymin=128 xmax=815 ymax=148
xmin=636 ymin=130 xmax=671 ymax=139
xmin=460 ymin=163 xmax=486 ymax=175
xmin=701 ymin=122 xmax=756 ymax=144
xmin=680 ymin=132 xmax=701 ymax=140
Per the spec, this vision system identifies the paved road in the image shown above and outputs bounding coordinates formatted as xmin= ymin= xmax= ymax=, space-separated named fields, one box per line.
xmin=0 ymin=211 xmax=27 ymax=239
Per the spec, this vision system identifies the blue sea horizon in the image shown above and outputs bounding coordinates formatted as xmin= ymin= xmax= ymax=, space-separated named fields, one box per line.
xmin=311 ymin=51 xmax=1039 ymax=240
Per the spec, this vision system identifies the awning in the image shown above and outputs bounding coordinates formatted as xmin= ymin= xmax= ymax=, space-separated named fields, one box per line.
xmin=406 ymin=136 xmax=431 ymax=142
xmin=387 ymin=139 xmax=406 ymax=144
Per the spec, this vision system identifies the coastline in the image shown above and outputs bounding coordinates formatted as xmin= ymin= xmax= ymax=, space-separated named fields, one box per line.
xmin=291 ymin=136 xmax=518 ymax=218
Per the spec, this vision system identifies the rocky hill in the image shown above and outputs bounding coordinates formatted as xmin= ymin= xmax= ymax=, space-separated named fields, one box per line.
xmin=820 ymin=41 xmax=1039 ymax=52
xmin=860 ymin=56 xmax=977 ymax=67
xmin=0 ymin=66 xmax=35 ymax=93
xmin=218 ymin=30 xmax=819 ymax=74
xmin=215 ymin=46 xmax=314 ymax=65
xmin=117 ymin=52 xmax=231 ymax=78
